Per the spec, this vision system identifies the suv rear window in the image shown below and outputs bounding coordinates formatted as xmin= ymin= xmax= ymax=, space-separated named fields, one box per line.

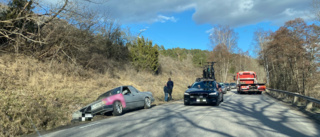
xmin=191 ymin=81 xmax=217 ymax=89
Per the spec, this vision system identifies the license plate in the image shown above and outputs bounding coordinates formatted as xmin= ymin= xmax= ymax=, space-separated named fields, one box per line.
xmin=196 ymin=98 xmax=207 ymax=102
xmin=190 ymin=96 xmax=194 ymax=98
xmin=199 ymin=96 xmax=203 ymax=98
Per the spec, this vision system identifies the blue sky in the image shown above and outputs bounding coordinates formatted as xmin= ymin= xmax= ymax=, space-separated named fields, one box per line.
xmin=124 ymin=9 xmax=213 ymax=50
xmin=124 ymin=10 xmax=280 ymax=53
xmin=25 ymin=0 xmax=314 ymax=55
xmin=100 ymin=0 xmax=312 ymax=55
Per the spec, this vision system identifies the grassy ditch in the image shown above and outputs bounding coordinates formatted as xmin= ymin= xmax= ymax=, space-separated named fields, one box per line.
xmin=0 ymin=54 xmax=201 ymax=137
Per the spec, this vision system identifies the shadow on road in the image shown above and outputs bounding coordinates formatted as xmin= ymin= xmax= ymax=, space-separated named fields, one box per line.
xmin=218 ymin=93 xmax=320 ymax=137
xmin=45 ymin=92 xmax=320 ymax=137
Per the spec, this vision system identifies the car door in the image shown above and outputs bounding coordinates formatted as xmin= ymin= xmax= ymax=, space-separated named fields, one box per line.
xmin=128 ymin=86 xmax=145 ymax=108
xmin=122 ymin=87 xmax=135 ymax=110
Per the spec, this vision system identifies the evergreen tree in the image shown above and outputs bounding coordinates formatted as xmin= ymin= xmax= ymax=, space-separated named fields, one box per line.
xmin=128 ymin=37 xmax=159 ymax=73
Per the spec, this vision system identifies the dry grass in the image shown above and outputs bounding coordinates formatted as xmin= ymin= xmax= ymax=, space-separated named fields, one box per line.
xmin=0 ymin=54 xmax=201 ymax=137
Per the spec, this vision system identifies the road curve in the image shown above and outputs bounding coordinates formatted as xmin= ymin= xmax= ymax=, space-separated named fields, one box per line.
xmin=42 ymin=90 xmax=320 ymax=137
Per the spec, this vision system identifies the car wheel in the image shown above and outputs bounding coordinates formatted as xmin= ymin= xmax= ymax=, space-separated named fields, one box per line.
xmin=184 ymin=101 xmax=190 ymax=105
xmin=144 ymin=97 xmax=151 ymax=109
xmin=215 ymin=101 xmax=220 ymax=106
xmin=112 ymin=101 xmax=123 ymax=116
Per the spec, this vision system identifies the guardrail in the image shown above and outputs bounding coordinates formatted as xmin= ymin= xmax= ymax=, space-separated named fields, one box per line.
xmin=267 ymin=88 xmax=320 ymax=110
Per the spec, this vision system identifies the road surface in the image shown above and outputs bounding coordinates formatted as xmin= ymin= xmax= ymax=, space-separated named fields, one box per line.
xmin=42 ymin=90 xmax=320 ymax=137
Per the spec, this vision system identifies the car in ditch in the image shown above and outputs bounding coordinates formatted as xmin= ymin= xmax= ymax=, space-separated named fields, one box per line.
xmin=184 ymin=80 xmax=223 ymax=106
xmin=72 ymin=86 xmax=155 ymax=122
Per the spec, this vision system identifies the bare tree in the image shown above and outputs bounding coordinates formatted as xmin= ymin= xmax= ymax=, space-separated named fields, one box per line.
xmin=1 ymin=0 xmax=129 ymax=74
xmin=257 ymin=18 xmax=320 ymax=96
xmin=209 ymin=25 xmax=238 ymax=82
xmin=0 ymin=0 xmax=70 ymax=53
xmin=253 ymin=29 xmax=272 ymax=84
xmin=312 ymin=0 xmax=320 ymax=22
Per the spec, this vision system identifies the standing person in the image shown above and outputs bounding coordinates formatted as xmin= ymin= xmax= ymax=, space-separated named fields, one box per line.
xmin=203 ymin=68 xmax=206 ymax=78
xmin=167 ymin=78 xmax=174 ymax=101
xmin=163 ymin=84 xmax=169 ymax=102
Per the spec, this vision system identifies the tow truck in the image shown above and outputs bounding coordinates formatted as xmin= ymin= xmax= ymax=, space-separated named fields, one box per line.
xmin=234 ymin=71 xmax=266 ymax=94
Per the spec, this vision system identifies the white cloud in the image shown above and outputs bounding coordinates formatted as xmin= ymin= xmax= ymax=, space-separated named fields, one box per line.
xmin=192 ymin=0 xmax=311 ymax=27
xmin=139 ymin=28 xmax=147 ymax=32
xmin=205 ymin=28 xmax=214 ymax=33
xmin=139 ymin=27 xmax=149 ymax=32
xmin=40 ymin=0 xmax=312 ymax=27
xmin=239 ymin=0 xmax=254 ymax=12
xmin=155 ymin=15 xmax=178 ymax=23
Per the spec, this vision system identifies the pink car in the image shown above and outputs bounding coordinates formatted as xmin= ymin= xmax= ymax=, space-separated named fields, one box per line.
xmin=72 ymin=86 xmax=154 ymax=121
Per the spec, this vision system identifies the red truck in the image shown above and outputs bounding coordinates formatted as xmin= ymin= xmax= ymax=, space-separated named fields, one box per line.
xmin=234 ymin=71 xmax=266 ymax=94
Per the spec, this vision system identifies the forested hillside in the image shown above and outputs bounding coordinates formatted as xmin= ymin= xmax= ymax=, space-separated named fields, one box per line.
xmin=159 ymin=46 xmax=209 ymax=67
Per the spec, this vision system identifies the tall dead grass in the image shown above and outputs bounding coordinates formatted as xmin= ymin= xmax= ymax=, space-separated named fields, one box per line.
xmin=0 ymin=54 xmax=200 ymax=137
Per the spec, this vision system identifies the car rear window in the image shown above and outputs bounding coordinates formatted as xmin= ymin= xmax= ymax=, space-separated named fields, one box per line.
xmin=97 ymin=87 xmax=121 ymax=100
xmin=112 ymin=87 xmax=121 ymax=94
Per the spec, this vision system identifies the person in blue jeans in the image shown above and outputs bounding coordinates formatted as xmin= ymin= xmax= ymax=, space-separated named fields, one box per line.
xmin=167 ymin=78 xmax=174 ymax=101
xmin=164 ymin=84 xmax=169 ymax=102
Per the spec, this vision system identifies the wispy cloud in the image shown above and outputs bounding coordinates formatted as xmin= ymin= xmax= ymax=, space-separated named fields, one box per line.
xmin=205 ymin=28 xmax=214 ymax=33
xmin=155 ymin=15 xmax=178 ymax=23
xmin=139 ymin=27 xmax=149 ymax=32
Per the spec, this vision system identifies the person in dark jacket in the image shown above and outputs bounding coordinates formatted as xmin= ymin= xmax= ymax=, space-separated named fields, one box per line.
xmin=167 ymin=78 xmax=174 ymax=101
xmin=164 ymin=84 xmax=169 ymax=102
xmin=203 ymin=68 xmax=206 ymax=78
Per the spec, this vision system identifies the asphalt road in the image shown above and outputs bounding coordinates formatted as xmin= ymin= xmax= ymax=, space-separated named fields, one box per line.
xmin=42 ymin=90 xmax=320 ymax=137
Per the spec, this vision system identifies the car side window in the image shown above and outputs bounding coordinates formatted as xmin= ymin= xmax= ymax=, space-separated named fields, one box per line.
xmin=128 ymin=86 xmax=139 ymax=93
xmin=122 ymin=87 xmax=132 ymax=95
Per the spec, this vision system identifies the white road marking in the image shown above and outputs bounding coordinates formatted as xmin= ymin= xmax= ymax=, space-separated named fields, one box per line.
xmin=79 ymin=122 xmax=100 ymax=129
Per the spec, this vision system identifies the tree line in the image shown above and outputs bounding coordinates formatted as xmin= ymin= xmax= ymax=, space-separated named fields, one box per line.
xmin=159 ymin=46 xmax=209 ymax=67
xmin=207 ymin=25 xmax=266 ymax=83
xmin=254 ymin=18 xmax=320 ymax=96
